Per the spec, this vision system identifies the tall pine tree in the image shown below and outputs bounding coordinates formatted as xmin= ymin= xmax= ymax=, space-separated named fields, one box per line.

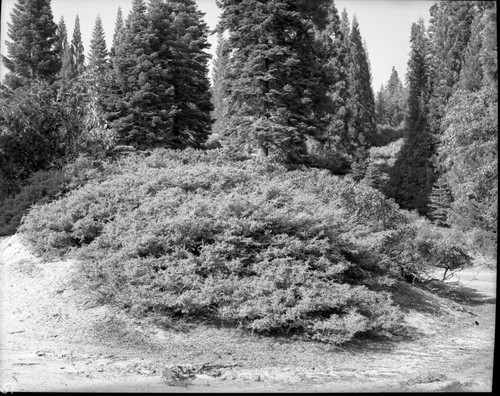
xmin=387 ymin=19 xmax=435 ymax=215
xmin=71 ymin=15 xmax=85 ymax=76
xmin=2 ymin=0 xmax=60 ymax=88
xmin=348 ymin=16 xmax=376 ymax=150
xmin=110 ymin=7 xmax=124 ymax=59
xmin=308 ymin=1 xmax=351 ymax=171
xmin=56 ymin=16 xmax=75 ymax=94
xmin=211 ymin=31 xmax=229 ymax=138
xmin=88 ymin=15 xmax=109 ymax=77
xmin=375 ymin=67 xmax=406 ymax=127
xmin=216 ymin=0 xmax=331 ymax=163
xmin=427 ymin=1 xmax=476 ymax=137
xmin=435 ymin=3 xmax=497 ymax=234
xmin=159 ymin=0 xmax=214 ymax=148
xmin=104 ymin=0 xmax=176 ymax=149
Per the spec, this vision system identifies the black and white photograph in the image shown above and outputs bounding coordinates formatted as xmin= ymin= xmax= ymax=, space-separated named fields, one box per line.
xmin=0 ymin=0 xmax=497 ymax=392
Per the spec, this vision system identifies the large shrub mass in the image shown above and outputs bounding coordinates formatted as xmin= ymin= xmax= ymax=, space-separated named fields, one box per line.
xmin=20 ymin=149 xmax=468 ymax=343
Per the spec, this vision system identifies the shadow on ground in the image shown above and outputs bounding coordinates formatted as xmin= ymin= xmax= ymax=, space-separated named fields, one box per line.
xmin=420 ymin=280 xmax=496 ymax=306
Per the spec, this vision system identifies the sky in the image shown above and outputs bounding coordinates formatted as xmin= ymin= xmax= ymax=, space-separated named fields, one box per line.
xmin=0 ymin=0 xmax=435 ymax=91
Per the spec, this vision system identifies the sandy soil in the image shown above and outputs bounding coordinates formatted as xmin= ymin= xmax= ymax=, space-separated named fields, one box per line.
xmin=0 ymin=235 xmax=496 ymax=392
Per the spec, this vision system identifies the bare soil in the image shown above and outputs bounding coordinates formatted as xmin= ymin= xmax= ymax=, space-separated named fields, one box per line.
xmin=0 ymin=235 xmax=496 ymax=392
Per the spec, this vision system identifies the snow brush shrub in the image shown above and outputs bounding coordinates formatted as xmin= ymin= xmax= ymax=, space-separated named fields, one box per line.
xmin=20 ymin=148 xmax=462 ymax=343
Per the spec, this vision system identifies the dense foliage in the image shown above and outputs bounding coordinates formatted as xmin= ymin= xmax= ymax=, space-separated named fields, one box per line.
xmin=2 ymin=0 xmax=60 ymax=88
xmin=20 ymin=149 xmax=471 ymax=343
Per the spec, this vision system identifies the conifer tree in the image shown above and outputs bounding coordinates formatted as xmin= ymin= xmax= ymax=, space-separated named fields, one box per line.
xmin=110 ymin=7 xmax=124 ymax=59
xmin=71 ymin=15 xmax=85 ymax=76
xmin=459 ymin=11 xmax=485 ymax=92
xmin=338 ymin=8 xmax=358 ymax=156
xmin=88 ymin=15 xmax=109 ymax=77
xmin=348 ymin=16 xmax=376 ymax=149
xmin=310 ymin=1 xmax=351 ymax=168
xmin=56 ymin=16 xmax=74 ymax=93
xmin=104 ymin=0 xmax=176 ymax=149
xmin=56 ymin=16 xmax=68 ymax=59
xmin=427 ymin=1 xmax=476 ymax=136
xmin=375 ymin=86 xmax=388 ymax=125
xmin=384 ymin=67 xmax=406 ymax=127
xmin=211 ymin=31 xmax=229 ymax=137
xmin=160 ymin=0 xmax=214 ymax=148
xmin=216 ymin=0 xmax=331 ymax=163
xmin=387 ymin=19 xmax=434 ymax=215
xmin=364 ymin=160 xmax=385 ymax=190
xmin=2 ymin=0 xmax=60 ymax=88
xmin=428 ymin=177 xmax=453 ymax=226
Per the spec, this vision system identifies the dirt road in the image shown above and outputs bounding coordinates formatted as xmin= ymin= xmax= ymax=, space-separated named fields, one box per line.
xmin=0 ymin=236 xmax=496 ymax=392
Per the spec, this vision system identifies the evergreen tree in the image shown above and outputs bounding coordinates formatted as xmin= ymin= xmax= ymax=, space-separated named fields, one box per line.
xmin=309 ymin=1 xmax=351 ymax=169
xmin=427 ymin=1 xmax=476 ymax=137
xmin=387 ymin=19 xmax=434 ymax=215
xmin=88 ymin=15 xmax=109 ymax=77
xmin=110 ymin=7 xmax=124 ymax=58
xmin=159 ymin=0 xmax=214 ymax=148
xmin=438 ymin=85 xmax=497 ymax=233
xmin=348 ymin=16 xmax=376 ymax=149
xmin=2 ymin=0 xmax=60 ymax=88
xmin=104 ymin=0 xmax=176 ymax=149
xmin=338 ymin=8 xmax=358 ymax=156
xmin=480 ymin=5 xmax=497 ymax=87
xmin=375 ymin=86 xmax=388 ymax=125
xmin=211 ymin=31 xmax=229 ymax=138
xmin=375 ymin=66 xmax=407 ymax=128
xmin=428 ymin=177 xmax=453 ymax=227
xmin=56 ymin=16 xmax=68 ymax=59
xmin=217 ymin=0 xmax=331 ymax=163
xmin=459 ymin=10 xmax=485 ymax=92
xmin=71 ymin=15 xmax=85 ymax=76
xmin=56 ymin=16 xmax=74 ymax=94
xmin=364 ymin=160 xmax=385 ymax=191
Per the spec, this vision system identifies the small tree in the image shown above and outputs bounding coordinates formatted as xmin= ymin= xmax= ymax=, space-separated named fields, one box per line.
xmin=428 ymin=177 xmax=453 ymax=227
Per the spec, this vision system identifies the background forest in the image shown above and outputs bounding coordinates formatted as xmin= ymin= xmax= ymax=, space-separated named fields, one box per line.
xmin=0 ymin=0 xmax=497 ymax=343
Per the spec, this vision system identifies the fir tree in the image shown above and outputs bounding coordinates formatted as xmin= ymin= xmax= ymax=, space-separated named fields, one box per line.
xmin=310 ymin=1 xmax=351 ymax=167
xmin=110 ymin=7 xmax=124 ymax=59
xmin=459 ymin=10 xmax=485 ymax=92
xmin=159 ymin=0 xmax=214 ymax=148
xmin=387 ymin=19 xmax=435 ymax=215
xmin=384 ymin=67 xmax=406 ymax=127
xmin=88 ymin=15 xmax=108 ymax=77
xmin=375 ymin=86 xmax=388 ymax=125
xmin=2 ymin=0 xmax=60 ymax=88
xmin=104 ymin=0 xmax=176 ymax=149
xmin=71 ymin=15 xmax=85 ymax=76
xmin=348 ymin=16 xmax=376 ymax=149
xmin=364 ymin=160 xmax=385 ymax=190
xmin=55 ymin=16 xmax=74 ymax=94
xmin=437 ymin=85 xmax=497 ymax=233
xmin=428 ymin=177 xmax=453 ymax=226
xmin=217 ymin=0 xmax=331 ymax=163
xmin=427 ymin=1 xmax=476 ymax=137
xmin=56 ymin=16 xmax=68 ymax=59
xmin=211 ymin=31 xmax=229 ymax=137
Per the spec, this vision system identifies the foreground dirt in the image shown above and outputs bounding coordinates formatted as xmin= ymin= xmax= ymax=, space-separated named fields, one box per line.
xmin=0 ymin=235 xmax=496 ymax=392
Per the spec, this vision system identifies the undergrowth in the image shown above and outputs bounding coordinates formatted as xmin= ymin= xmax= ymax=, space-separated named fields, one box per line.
xmin=19 ymin=148 xmax=472 ymax=344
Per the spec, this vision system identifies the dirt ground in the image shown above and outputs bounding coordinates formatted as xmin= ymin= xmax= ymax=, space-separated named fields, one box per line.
xmin=0 ymin=235 xmax=496 ymax=392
